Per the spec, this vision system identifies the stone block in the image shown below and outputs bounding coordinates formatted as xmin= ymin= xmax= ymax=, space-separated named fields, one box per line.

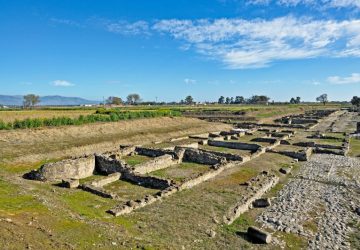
xmin=61 ymin=178 xmax=79 ymax=189
xmin=247 ymin=226 xmax=272 ymax=244
xmin=279 ymin=167 xmax=291 ymax=174
xmin=252 ymin=198 xmax=271 ymax=208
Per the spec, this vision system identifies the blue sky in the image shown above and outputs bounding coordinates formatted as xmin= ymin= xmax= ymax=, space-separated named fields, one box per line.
xmin=1 ymin=0 xmax=360 ymax=102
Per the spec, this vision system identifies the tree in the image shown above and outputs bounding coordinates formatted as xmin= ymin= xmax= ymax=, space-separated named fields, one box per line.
xmin=230 ymin=97 xmax=234 ymax=104
xmin=248 ymin=95 xmax=270 ymax=104
xmin=234 ymin=96 xmax=245 ymax=104
xmin=218 ymin=96 xmax=225 ymax=104
xmin=351 ymin=96 xmax=360 ymax=107
xmin=106 ymin=96 xmax=123 ymax=105
xmin=23 ymin=94 xmax=40 ymax=108
xmin=185 ymin=95 xmax=194 ymax=105
xmin=126 ymin=94 xmax=141 ymax=105
xmin=316 ymin=94 xmax=328 ymax=105
xmin=225 ymin=97 xmax=231 ymax=104
xmin=290 ymin=96 xmax=301 ymax=104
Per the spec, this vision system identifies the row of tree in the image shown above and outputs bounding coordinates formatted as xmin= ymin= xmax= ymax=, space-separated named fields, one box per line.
xmin=218 ymin=95 xmax=270 ymax=104
xmin=106 ymin=94 xmax=141 ymax=105
xmin=17 ymin=93 xmax=355 ymax=108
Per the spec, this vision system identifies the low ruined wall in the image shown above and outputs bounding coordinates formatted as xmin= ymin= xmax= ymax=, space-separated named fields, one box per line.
xmin=267 ymin=147 xmax=312 ymax=161
xmin=294 ymin=142 xmax=316 ymax=147
xmin=134 ymin=155 xmax=177 ymax=174
xmin=135 ymin=147 xmax=173 ymax=157
xmin=271 ymin=132 xmax=292 ymax=138
xmin=208 ymin=140 xmax=261 ymax=151
xmin=88 ymin=173 xmax=121 ymax=187
xmin=315 ymin=144 xmax=343 ymax=150
xmin=122 ymin=172 xmax=172 ymax=189
xmin=251 ymin=137 xmax=278 ymax=144
xmin=224 ymin=172 xmax=279 ymax=225
xmin=34 ymin=155 xmax=96 ymax=181
xmin=291 ymin=118 xmax=318 ymax=124
xmin=107 ymin=186 xmax=178 ymax=216
xmin=198 ymin=148 xmax=244 ymax=162
xmin=102 ymin=145 xmax=136 ymax=159
xmin=107 ymin=161 xmax=241 ymax=216
xmin=178 ymin=161 xmax=240 ymax=190
xmin=80 ymin=184 xmax=116 ymax=199
xmin=95 ymin=154 xmax=128 ymax=174
xmin=183 ymin=148 xmax=225 ymax=165
xmin=314 ymin=147 xmax=345 ymax=156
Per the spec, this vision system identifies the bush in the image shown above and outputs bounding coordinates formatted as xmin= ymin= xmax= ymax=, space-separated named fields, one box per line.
xmin=0 ymin=120 xmax=9 ymax=130
xmin=0 ymin=108 xmax=181 ymax=130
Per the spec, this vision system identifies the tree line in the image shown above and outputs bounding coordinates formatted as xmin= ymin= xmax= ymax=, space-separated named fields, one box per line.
xmin=12 ymin=92 xmax=355 ymax=108
xmin=217 ymin=95 xmax=270 ymax=104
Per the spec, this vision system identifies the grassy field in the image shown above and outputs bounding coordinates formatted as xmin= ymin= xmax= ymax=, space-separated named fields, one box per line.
xmin=0 ymin=103 xmax=355 ymax=249
xmin=0 ymin=109 xmax=95 ymax=122
xmin=0 ymin=103 xmax=345 ymax=123
xmin=349 ymin=138 xmax=360 ymax=157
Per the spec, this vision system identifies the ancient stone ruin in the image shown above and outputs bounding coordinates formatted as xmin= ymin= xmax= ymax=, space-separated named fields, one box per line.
xmin=24 ymin=108 xmax=342 ymax=232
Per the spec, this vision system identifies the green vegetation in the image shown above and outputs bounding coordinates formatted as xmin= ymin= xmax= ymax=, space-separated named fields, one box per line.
xmin=349 ymin=138 xmax=360 ymax=157
xmin=0 ymin=178 xmax=47 ymax=215
xmin=150 ymin=162 xmax=210 ymax=182
xmin=275 ymin=231 xmax=308 ymax=249
xmin=122 ymin=155 xmax=151 ymax=166
xmin=348 ymin=220 xmax=360 ymax=249
xmin=0 ymin=108 xmax=181 ymax=130
xmin=224 ymin=212 xmax=256 ymax=233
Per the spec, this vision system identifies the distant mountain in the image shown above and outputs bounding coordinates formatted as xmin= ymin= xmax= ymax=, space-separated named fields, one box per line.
xmin=0 ymin=95 xmax=100 ymax=106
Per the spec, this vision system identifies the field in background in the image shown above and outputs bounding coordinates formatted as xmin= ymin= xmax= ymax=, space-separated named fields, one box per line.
xmin=0 ymin=109 xmax=95 ymax=123
xmin=0 ymin=103 xmax=345 ymax=124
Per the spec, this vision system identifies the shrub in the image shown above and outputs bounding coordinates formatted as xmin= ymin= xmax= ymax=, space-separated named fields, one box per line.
xmin=0 ymin=108 xmax=181 ymax=130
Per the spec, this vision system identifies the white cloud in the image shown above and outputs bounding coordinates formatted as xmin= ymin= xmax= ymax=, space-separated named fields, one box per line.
xmin=50 ymin=18 xmax=84 ymax=28
xmin=311 ymin=80 xmax=321 ymax=85
xmin=152 ymin=16 xmax=360 ymax=68
xmin=106 ymin=20 xmax=150 ymax=36
xmin=52 ymin=80 xmax=74 ymax=87
xmin=329 ymin=0 xmax=360 ymax=8
xmin=327 ymin=73 xmax=360 ymax=84
xmin=247 ymin=0 xmax=360 ymax=8
xmin=184 ymin=78 xmax=197 ymax=84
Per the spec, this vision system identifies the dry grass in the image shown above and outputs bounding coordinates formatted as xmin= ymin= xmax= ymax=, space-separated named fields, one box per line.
xmin=0 ymin=117 xmax=231 ymax=166
xmin=0 ymin=110 xmax=94 ymax=123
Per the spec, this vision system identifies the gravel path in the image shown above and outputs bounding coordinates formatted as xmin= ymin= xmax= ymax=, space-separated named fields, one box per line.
xmin=257 ymin=154 xmax=360 ymax=249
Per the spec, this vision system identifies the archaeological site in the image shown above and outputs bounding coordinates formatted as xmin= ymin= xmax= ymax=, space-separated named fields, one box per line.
xmin=10 ymin=108 xmax=357 ymax=249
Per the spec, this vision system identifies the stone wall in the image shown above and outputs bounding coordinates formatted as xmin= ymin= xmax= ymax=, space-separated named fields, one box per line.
xmin=267 ymin=147 xmax=313 ymax=161
xmin=107 ymin=161 xmax=241 ymax=216
xmin=27 ymin=155 xmax=96 ymax=181
xmin=107 ymin=186 xmax=179 ymax=216
xmin=208 ymin=140 xmax=261 ymax=151
xmin=80 ymin=184 xmax=116 ymax=199
xmin=183 ymin=148 xmax=226 ymax=165
xmin=197 ymin=148 xmax=244 ymax=162
xmin=251 ymin=138 xmax=278 ymax=144
xmin=135 ymin=147 xmax=173 ymax=157
xmin=224 ymin=171 xmax=279 ymax=225
xmin=88 ymin=173 xmax=121 ymax=187
xmin=314 ymin=147 xmax=345 ymax=156
xmin=134 ymin=154 xmax=178 ymax=175
xmin=122 ymin=171 xmax=172 ymax=189
xmin=95 ymin=154 xmax=128 ymax=174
